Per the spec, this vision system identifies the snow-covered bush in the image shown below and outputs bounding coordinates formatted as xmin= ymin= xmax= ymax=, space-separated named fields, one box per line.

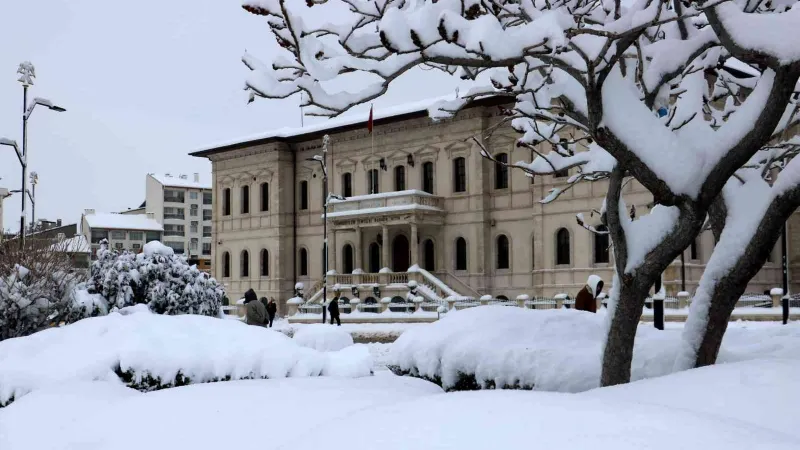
xmin=0 ymin=311 xmax=373 ymax=407
xmin=86 ymin=240 xmax=223 ymax=317
xmin=293 ymin=324 xmax=354 ymax=351
xmin=0 ymin=240 xmax=91 ymax=342
xmin=388 ymin=306 xmax=800 ymax=392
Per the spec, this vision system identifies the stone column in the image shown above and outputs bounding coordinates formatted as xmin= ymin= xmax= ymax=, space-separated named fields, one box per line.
xmin=330 ymin=229 xmax=337 ymax=273
xmin=410 ymin=223 xmax=419 ymax=269
xmin=355 ymin=226 xmax=362 ymax=271
xmin=382 ymin=224 xmax=389 ymax=270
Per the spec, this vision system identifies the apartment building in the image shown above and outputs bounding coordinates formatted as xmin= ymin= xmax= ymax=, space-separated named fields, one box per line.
xmin=191 ymin=96 xmax=798 ymax=311
xmin=81 ymin=210 xmax=163 ymax=259
xmin=142 ymin=173 xmax=213 ymax=271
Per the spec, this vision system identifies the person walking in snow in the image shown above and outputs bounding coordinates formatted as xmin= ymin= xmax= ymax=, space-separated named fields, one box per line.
xmin=575 ymin=275 xmax=604 ymax=313
xmin=328 ymin=291 xmax=341 ymax=326
xmin=267 ymin=297 xmax=278 ymax=328
xmin=243 ymin=288 xmax=268 ymax=326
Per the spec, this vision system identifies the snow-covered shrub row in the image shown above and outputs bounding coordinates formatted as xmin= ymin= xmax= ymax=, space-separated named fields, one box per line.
xmin=0 ymin=311 xmax=373 ymax=407
xmin=388 ymin=307 xmax=800 ymax=392
xmin=87 ymin=240 xmax=223 ymax=317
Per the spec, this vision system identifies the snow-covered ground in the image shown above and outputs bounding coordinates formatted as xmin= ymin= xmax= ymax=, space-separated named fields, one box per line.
xmin=1 ymin=358 xmax=798 ymax=449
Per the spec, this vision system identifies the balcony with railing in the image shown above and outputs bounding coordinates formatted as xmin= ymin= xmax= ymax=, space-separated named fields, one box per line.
xmin=327 ymin=189 xmax=445 ymax=219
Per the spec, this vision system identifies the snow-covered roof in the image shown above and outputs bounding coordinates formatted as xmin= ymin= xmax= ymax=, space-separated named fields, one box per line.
xmin=51 ymin=235 xmax=90 ymax=253
xmin=190 ymin=95 xmax=506 ymax=157
xmin=325 ymin=204 xmax=442 ymax=219
xmin=149 ymin=173 xmax=211 ymax=190
xmin=328 ymin=189 xmax=434 ymax=204
xmin=84 ymin=213 xmax=163 ymax=232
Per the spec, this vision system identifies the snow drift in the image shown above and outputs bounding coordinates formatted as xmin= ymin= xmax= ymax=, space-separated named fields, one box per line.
xmin=388 ymin=306 xmax=800 ymax=392
xmin=293 ymin=324 xmax=354 ymax=351
xmin=0 ymin=312 xmax=373 ymax=406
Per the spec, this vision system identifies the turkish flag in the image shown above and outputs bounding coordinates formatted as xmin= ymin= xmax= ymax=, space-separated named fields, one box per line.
xmin=367 ymin=105 xmax=373 ymax=134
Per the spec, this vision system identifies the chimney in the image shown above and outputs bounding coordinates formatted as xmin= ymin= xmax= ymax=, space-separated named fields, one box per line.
xmin=57 ymin=219 xmax=62 ymax=226
xmin=193 ymin=173 xmax=199 ymax=183
xmin=146 ymin=212 xmax=155 ymax=220
xmin=84 ymin=209 xmax=95 ymax=215
xmin=180 ymin=174 xmax=187 ymax=180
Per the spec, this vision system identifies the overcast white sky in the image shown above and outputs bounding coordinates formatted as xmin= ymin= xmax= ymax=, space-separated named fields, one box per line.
xmin=0 ymin=0 xmax=461 ymax=232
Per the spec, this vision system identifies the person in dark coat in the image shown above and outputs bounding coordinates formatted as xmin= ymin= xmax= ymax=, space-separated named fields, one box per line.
xmin=575 ymin=275 xmax=604 ymax=313
xmin=266 ymin=297 xmax=278 ymax=328
xmin=243 ymin=289 xmax=268 ymax=326
xmin=328 ymin=292 xmax=341 ymax=326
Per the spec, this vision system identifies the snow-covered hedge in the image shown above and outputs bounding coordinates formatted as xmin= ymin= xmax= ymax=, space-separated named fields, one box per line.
xmin=0 ymin=311 xmax=373 ymax=407
xmin=388 ymin=306 xmax=800 ymax=392
xmin=87 ymin=240 xmax=223 ymax=317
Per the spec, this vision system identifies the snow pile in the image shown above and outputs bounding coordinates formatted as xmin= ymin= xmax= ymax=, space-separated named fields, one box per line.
xmin=86 ymin=240 xmax=223 ymax=317
xmin=293 ymin=324 xmax=354 ymax=351
xmin=0 ymin=311 xmax=373 ymax=406
xmin=388 ymin=306 xmax=800 ymax=392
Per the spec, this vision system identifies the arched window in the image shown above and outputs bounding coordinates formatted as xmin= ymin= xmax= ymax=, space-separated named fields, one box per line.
xmin=367 ymin=169 xmax=380 ymax=194
xmin=299 ymin=248 xmax=308 ymax=276
xmin=240 ymin=185 xmax=250 ymax=214
xmin=422 ymin=162 xmax=434 ymax=194
xmin=223 ymin=252 xmax=231 ymax=278
xmin=495 ymin=153 xmax=509 ymax=189
xmin=594 ymin=226 xmax=610 ymax=264
xmin=556 ymin=228 xmax=571 ymax=265
xmin=343 ymin=244 xmax=354 ymax=274
xmin=496 ymin=234 xmax=510 ymax=270
xmin=394 ymin=165 xmax=406 ymax=191
xmin=368 ymin=242 xmax=381 ymax=273
xmin=342 ymin=173 xmax=352 ymax=197
xmin=690 ymin=239 xmax=700 ymax=260
xmin=453 ymin=157 xmax=467 ymax=193
xmin=260 ymin=183 xmax=269 ymax=212
xmin=222 ymin=188 xmax=231 ymax=216
xmin=423 ymin=239 xmax=435 ymax=271
xmin=260 ymin=249 xmax=269 ymax=276
xmin=455 ymin=237 xmax=467 ymax=271
xmin=240 ymin=250 xmax=249 ymax=277
xmin=299 ymin=181 xmax=309 ymax=210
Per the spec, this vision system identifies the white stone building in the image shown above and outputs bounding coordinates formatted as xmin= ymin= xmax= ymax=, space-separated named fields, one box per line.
xmin=81 ymin=210 xmax=163 ymax=259
xmin=191 ymin=97 xmax=797 ymax=313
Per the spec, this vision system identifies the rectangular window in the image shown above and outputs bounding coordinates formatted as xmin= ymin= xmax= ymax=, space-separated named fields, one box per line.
xmin=453 ymin=158 xmax=466 ymax=193
xmin=114 ymin=242 xmax=124 ymax=250
xmin=164 ymin=207 xmax=185 ymax=220
xmin=91 ymin=230 xmax=108 ymax=244
xmin=241 ymin=186 xmax=250 ymax=214
xmin=554 ymin=168 xmax=569 ymax=178
xmin=190 ymin=221 xmax=199 ymax=233
xmin=300 ymin=181 xmax=309 ymax=210
xmin=164 ymin=224 xmax=185 ymax=237
xmin=190 ymin=238 xmax=199 ymax=250
xmin=189 ymin=191 xmax=198 ymax=200
xmin=165 ymin=241 xmax=185 ymax=254
xmin=594 ymin=232 xmax=610 ymax=264
xmin=190 ymin=204 xmax=199 ymax=217
xmin=164 ymin=189 xmax=185 ymax=203
xmin=394 ymin=166 xmax=406 ymax=191
xmin=495 ymin=154 xmax=509 ymax=189
xmin=202 ymin=242 xmax=211 ymax=255
xmin=260 ymin=183 xmax=269 ymax=212
xmin=110 ymin=230 xmax=126 ymax=240
xmin=203 ymin=226 xmax=212 ymax=237
xmin=145 ymin=232 xmax=160 ymax=243
xmin=223 ymin=189 xmax=231 ymax=216
xmin=367 ymin=169 xmax=379 ymax=194
xmin=129 ymin=231 xmax=143 ymax=241
xmin=203 ymin=192 xmax=212 ymax=205
xmin=422 ymin=162 xmax=434 ymax=194
xmin=132 ymin=243 xmax=142 ymax=251
xmin=342 ymin=173 xmax=352 ymax=197
xmin=202 ymin=209 xmax=212 ymax=221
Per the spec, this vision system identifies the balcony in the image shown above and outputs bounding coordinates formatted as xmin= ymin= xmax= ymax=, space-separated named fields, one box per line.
xmin=164 ymin=214 xmax=185 ymax=220
xmin=327 ymin=190 xmax=445 ymax=220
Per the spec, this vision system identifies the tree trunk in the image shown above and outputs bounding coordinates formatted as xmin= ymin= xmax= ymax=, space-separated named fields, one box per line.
xmin=601 ymin=278 xmax=650 ymax=386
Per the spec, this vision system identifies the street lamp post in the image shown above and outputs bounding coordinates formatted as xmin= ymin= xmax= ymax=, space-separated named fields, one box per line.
xmin=14 ymin=62 xmax=66 ymax=248
xmin=307 ymin=135 xmax=346 ymax=325
xmin=29 ymin=172 xmax=38 ymax=230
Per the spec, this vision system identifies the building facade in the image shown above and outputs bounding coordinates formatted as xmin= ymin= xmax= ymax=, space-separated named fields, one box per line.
xmin=81 ymin=210 xmax=163 ymax=259
xmin=192 ymin=98 xmax=798 ymax=312
xmin=142 ymin=174 xmax=213 ymax=271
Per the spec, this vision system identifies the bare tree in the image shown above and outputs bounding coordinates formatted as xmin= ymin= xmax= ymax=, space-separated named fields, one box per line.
xmin=241 ymin=0 xmax=800 ymax=385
